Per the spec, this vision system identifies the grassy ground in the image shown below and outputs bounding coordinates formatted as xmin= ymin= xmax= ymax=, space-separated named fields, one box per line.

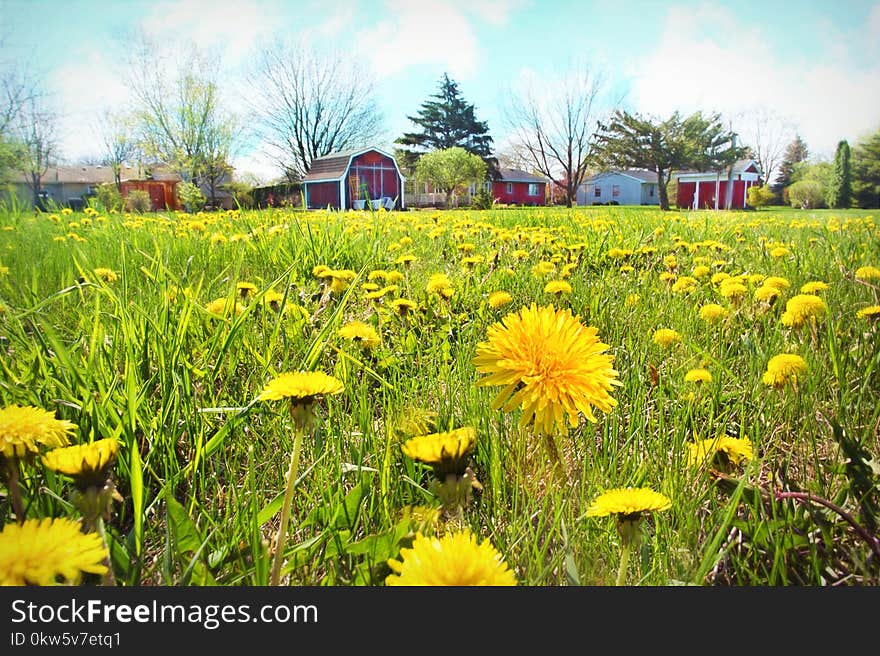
xmin=0 ymin=203 xmax=878 ymax=586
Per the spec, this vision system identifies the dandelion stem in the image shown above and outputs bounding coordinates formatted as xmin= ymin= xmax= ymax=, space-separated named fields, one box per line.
xmin=6 ymin=458 xmax=25 ymax=523
xmin=270 ymin=426 xmax=305 ymax=586
xmin=94 ymin=515 xmax=117 ymax=586
xmin=616 ymin=541 xmax=631 ymax=586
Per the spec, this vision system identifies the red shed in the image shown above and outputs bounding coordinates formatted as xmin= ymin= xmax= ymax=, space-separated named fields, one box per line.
xmin=303 ymin=147 xmax=406 ymax=210
xmin=675 ymin=159 xmax=760 ymax=210
xmin=492 ymin=168 xmax=548 ymax=206
xmin=119 ymin=178 xmax=180 ymax=211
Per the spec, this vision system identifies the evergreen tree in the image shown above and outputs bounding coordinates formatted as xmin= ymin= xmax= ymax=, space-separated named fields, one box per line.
xmin=773 ymin=134 xmax=809 ymax=194
xmin=396 ymin=73 xmax=495 ymax=174
xmin=853 ymin=129 xmax=880 ymax=209
xmin=826 ymin=140 xmax=852 ymax=208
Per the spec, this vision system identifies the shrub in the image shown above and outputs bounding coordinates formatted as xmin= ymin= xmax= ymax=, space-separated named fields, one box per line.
xmin=788 ymin=180 xmax=825 ymax=209
xmin=94 ymin=183 xmax=123 ymax=213
xmin=747 ymin=185 xmax=777 ymax=208
xmin=470 ymin=185 xmax=495 ymax=210
xmin=178 ymin=181 xmax=206 ymax=213
xmin=124 ymin=189 xmax=151 ymax=213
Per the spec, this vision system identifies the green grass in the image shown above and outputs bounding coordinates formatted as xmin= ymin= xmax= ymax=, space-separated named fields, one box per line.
xmin=0 ymin=203 xmax=878 ymax=586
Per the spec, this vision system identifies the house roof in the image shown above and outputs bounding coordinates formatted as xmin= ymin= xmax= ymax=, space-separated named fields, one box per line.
xmin=674 ymin=159 xmax=758 ymax=178
xmin=11 ymin=164 xmax=185 ymax=185
xmin=585 ymin=169 xmax=656 ymax=184
xmin=496 ymin=168 xmax=548 ymax=184
xmin=303 ymin=147 xmax=405 ymax=183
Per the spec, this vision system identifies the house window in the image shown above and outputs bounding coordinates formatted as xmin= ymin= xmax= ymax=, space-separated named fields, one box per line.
xmin=594 ymin=186 xmax=601 ymax=197
xmin=505 ymin=183 xmax=513 ymax=194
xmin=612 ymin=185 xmax=620 ymax=197
xmin=649 ymin=185 xmax=655 ymax=197
xmin=528 ymin=183 xmax=539 ymax=196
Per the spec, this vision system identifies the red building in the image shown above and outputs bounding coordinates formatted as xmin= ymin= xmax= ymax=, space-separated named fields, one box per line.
xmin=492 ymin=168 xmax=548 ymax=206
xmin=303 ymin=148 xmax=406 ymax=210
xmin=675 ymin=159 xmax=760 ymax=210
xmin=119 ymin=178 xmax=180 ymax=211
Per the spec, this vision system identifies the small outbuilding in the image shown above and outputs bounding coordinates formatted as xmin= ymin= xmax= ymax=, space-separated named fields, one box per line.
xmin=675 ymin=159 xmax=760 ymax=210
xmin=577 ymin=170 xmax=660 ymax=205
xmin=303 ymin=147 xmax=406 ymax=210
xmin=493 ymin=168 xmax=548 ymax=206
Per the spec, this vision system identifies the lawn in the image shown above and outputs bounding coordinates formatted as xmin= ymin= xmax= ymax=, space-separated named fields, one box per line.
xmin=0 ymin=203 xmax=877 ymax=586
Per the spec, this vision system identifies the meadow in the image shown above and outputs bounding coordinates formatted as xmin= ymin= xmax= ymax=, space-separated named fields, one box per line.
xmin=0 ymin=202 xmax=878 ymax=586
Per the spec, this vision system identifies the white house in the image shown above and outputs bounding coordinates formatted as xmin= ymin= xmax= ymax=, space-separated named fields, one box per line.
xmin=577 ymin=170 xmax=659 ymax=206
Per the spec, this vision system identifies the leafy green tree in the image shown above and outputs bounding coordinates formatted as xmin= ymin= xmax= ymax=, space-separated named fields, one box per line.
xmin=592 ymin=109 xmax=746 ymax=210
xmin=415 ymin=147 xmax=486 ymax=208
xmin=826 ymin=140 xmax=852 ymax=208
xmin=178 ymin=181 xmax=206 ymax=213
xmin=397 ymin=74 xmax=495 ymax=172
xmin=788 ymin=180 xmax=825 ymax=209
xmin=773 ymin=134 xmax=809 ymax=197
xmin=852 ymin=129 xmax=880 ymax=208
xmin=747 ymin=185 xmax=777 ymax=208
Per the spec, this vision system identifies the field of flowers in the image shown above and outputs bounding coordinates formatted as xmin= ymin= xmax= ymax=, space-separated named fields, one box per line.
xmin=0 ymin=203 xmax=877 ymax=586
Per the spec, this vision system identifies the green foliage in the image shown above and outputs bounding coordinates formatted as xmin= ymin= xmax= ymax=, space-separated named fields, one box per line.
xmin=470 ymin=184 xmax=495 ymax=210
xmin=0 ymin=135 xmax=25 ymax=183
xmin=787 ymin=179 xmax=825 ymax=209
xmin=826 ymin=140 xmax=852 ymax=208
xmin=94 ymin=183 xmax=123 ymax=213
xmin=178 ymin=181 xmax=206 ymax=213
xmin=593 ymin=109 xmax=746 ymax=210
xmin=396 ymin=73 xmax=495 ymax=168
xmin=852 ymin=129 xmax=880 ymax=209
xmin=415 ymin=147 xmax=486 ymax=207
xmin=223 ymin=181 xmax=254 ymax=210
xmin=124 ymin=189 xmax=152 ymax=213
xmin=747 ymin=185 xmax=777 ymax=208
xmin=774 ymin=134 xmax=809 ymax=193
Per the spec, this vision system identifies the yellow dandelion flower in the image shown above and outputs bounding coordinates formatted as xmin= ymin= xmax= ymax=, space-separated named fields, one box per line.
xmin=0 ymin=518 xmax=108 ymax=585
xmin=770 ymin=246 xmax=790 ymax=258
xmin=762 ymin=276 xmax=790 ymax=291
xmin=204 ymin=297 xmax=245 ymax=317
xmin=426 ymin=273 xmax=454 ymax=295
xmin=718 ymin=279 xmax=748 ymax=300
xmin=856 ymin=305 xmax=880 ymax=319
xmin=42 ymin=438 xmax=119 ymax=488
xmin=855 ymin=265 xmax=880 ymax=281
xmin=365 ymin=285 xmax=399 ymax=301
xmin=312 ymin=264 xmax=332 ymax=278
xmin=543 ymin=279 xmax=572 ymax=295
xmin=236 ymin=281 xmax=258 ymax=299
xmin=711 ymin=272 xmax=731 ymax=286
xmin=385 ymin=271 xmax=406 ymax=284
xmin=512 ymin=249 xmax=530 ymax=260
xmin=625 ymin=293 xmax=640 ymax=307
xmin=799 ymin=281 xmax=828 ymax=294
xmin=401 ymin=427 xmax=476 ymax=476
xmin=395 ymin=254 xmax=417 ymax=267
xmin=780 ymin=294 xmax=827 ymax=328
xmin=692 ymin=265 xmax=711 ymax=279
xmin=762 ymin=353 xmax=807 ymax=387
xmin=390 ymin=298 xmax=418 ymax=316
xmin=258 ymin=371 xmax=344 ymax=404
xmin=338 ymin=321 xmax=380 ymax=348
xmin=585 ymin=487 xmax=672 ymax=518
xmin=368 ymin=269 xmax=388 ymax=281
xmin=687 ymin=436 xmax=753 ymax=468
xmin=0 ymin=405 xmax=76 ymax=459
xmin=671 ymin=276 xmax=698 ymax=293
xmin=385 ymin=530 xmax=517 ymax=586
xmin=684 ymin=368 xmax=712 ymax=384
xmin=262 ymin=290 xmax=286 ymax=311
xmin=473 ymin=304 xmax=620 ymax=436
xmin=531 ymin=261 xmax=555 ymax=277
xmin=754 ymin=284 xmax=781 ymax=303
xmin=92 ymin=268 xmax=118 ymax=283
xmin=487 ymin=291 xmax=513 ymax=310
xmin=698 ymin=303 xmax=728 ymax=323
xmin=652 ymin=328 xmax=681 ymax=347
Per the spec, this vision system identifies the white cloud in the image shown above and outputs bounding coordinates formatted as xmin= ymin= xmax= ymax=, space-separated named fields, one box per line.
xmin=629 ymin=3 xmax=880 ymax=158
xmin=139 ymin=0 xmax=283 ymax=63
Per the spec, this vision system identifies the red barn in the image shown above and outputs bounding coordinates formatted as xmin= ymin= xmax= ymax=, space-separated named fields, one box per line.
xmin=492 ymin=168 xmax=548 ymax=206
xmin=303 ymin=147 xmax=406 ymax=210
xmin=675 ymin=159 xmax=760 ymax=210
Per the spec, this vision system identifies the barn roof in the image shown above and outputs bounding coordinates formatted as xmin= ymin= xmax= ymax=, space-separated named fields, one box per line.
xmin=303 ymin=147 xmax=405 ymax=182
xmin=496 ymin=168 xmax=549 ymax=184
xmin=674 ymin=159 xmax=759 ymax=177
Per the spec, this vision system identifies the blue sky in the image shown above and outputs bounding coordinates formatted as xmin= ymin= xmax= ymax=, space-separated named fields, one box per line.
xmin=2 ymin=0 xmax=879 ymax=182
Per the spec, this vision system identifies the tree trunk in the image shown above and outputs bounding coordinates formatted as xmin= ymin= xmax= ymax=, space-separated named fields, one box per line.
xmin=657 ymin=168 xmax=669 ymax=211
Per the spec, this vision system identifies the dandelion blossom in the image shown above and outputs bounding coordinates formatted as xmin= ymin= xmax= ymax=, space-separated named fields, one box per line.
xmin=259 ymin=371 xmax=344 ymax=404
xmin=385 ymin=530 xmax=517 ymax=586
xmin=855 ymin=265 xmax=880 ymax=281
xmin=698 ymin=303 xmax=728 ymax=323
xmin=473 ymin=304 xmax=620 ymax=436
xmin=762 ymin=354 xmax=807 ymax=388
xmin=856 ymin=305 xmax=880 ymax=320
xmin=543 ymin=279 xmax=572 ymax=296
xmin=585 ymin=487 xmax=672 ymax=519
xmin=92 ymin=268 xmax=119 ymax=283
xmin=401 ymin=427 xmax=476 ymax=477
xmin=42 ymin=438 xmax=119 ymax=488
xmin=0 ymin=518 xmax=108 ymax=585
xmin=0 ymin=405 xmax=76 ymax=459
xmin=687 ymin=436 xmax=753 ymax=468
xmin=652 ymin=328 xmax=681 ymax=348
xmin=684 ymin=368 xmax=712 ymax=384
xmin=780 ymin=294 xmax=827 ymax=328
xmin=799 ymin=281 xmax=828 ymax=294
xmin=338 ymin=321 xmax=380 ymax=349
xmin=487 ymin=291 xmax=513 ymax=310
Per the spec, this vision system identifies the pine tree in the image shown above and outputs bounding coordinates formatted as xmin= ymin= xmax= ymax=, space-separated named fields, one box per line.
xmin=396 ymin=74 xmax=495 ymax=171
xmin=826 ymin=140 xmax=852 ymax=209
xmin=853 ymin=129 xmax=880 ymax=209
xmin=773 ymin=134 xmax=809 ymax=194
